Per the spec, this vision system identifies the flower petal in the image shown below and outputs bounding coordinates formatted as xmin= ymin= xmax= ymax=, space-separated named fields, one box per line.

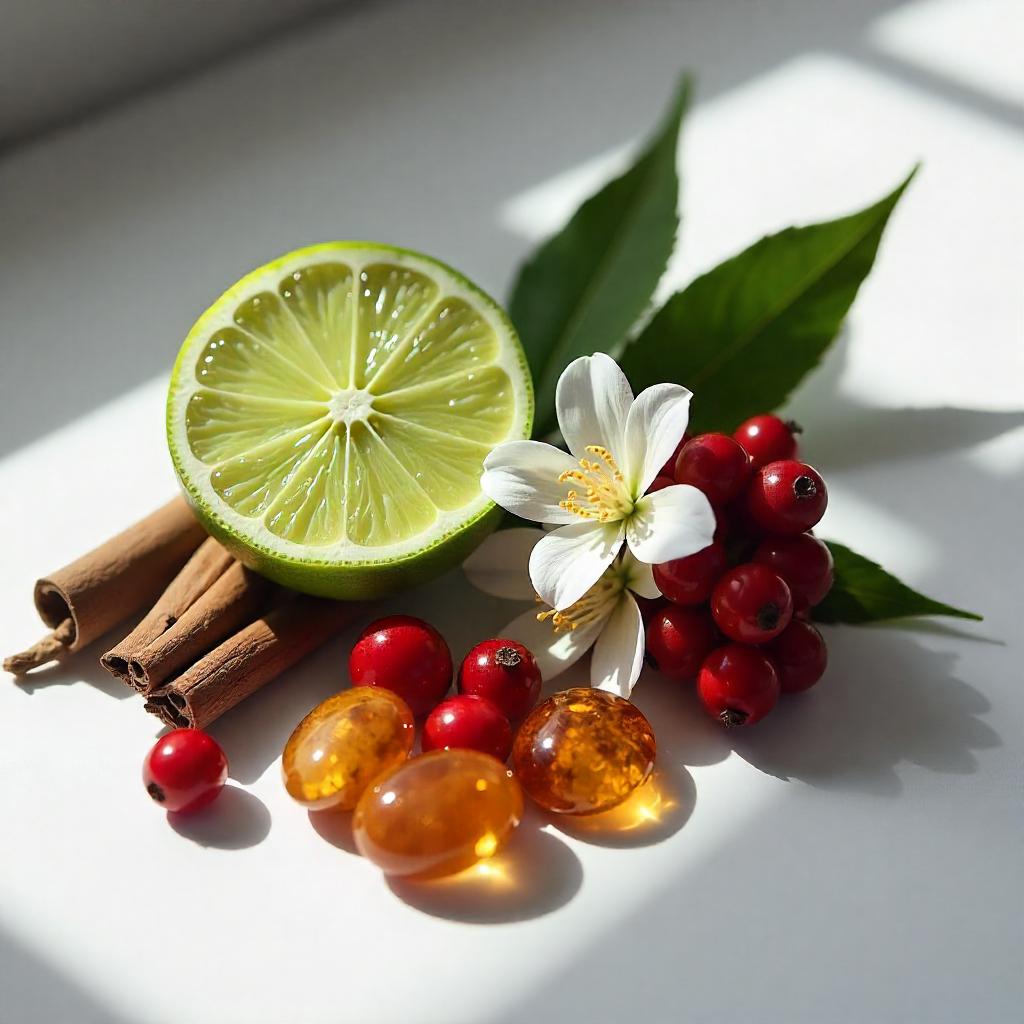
xmin=529 ymin=520 xmax=624 ymax=610
xmin=622 ymin=382 xmax=693 ymax=494
xmin=592 ymin=593 xmax=645 ymax=697
xmin=620 ymin=550 xmax=661 ymax=599
xmin=555 ymin=353 xmax=633 ymax=461
xmin=481 ymin=440 xmax=578 ymax=524
xmin=625 ymin=484 xmax=716 ymax=564
xmin=463 ymin=528 xmax=543 ymax=600
xmin=502 ymin=604 xmax=607 ymax=683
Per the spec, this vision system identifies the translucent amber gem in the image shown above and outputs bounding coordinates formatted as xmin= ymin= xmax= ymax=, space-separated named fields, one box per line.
xmin=353 ymin=749 xmax=523 ymax=878
xmin=512 ymin=687 xmax=656 ymax=815
xmin=282 ymin=688 xmax=415 ymax=810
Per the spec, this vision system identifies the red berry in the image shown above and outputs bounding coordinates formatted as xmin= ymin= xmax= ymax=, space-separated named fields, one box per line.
xmin=653 ymin=540 xmax=727 ymax=606
xmin=711 ymin=563 xmax=793 ymax=643
xmin=423 ymin=694 xmax=513 ymax=761
xmin=349 ymin=615 xmax=453 ymax=716
xmin=143 ymin=729 xmax=228 ymax=813
xmin=697 ymin=645 xmax=780 ymax=727
xmin=733 ymin=414 xmax=801 ymax=469
xmin=646 ymin=474 xmax=675 ymax=494
xmin=765 ymin=620 xmax=828 ymax=693
xmin=753 ymin=533 xmax=834 ymax=611
xmin=634 ymin=594 xmax=668 ymax=621
xmin=458 ymin=638 xmax=542 ymax=720
xmin=645 ymin=607 xmax=718 ymax=681
xmin=673 ymin=433 xmax=751 ymax=507
xmin=658 ymin=433 xmax=692 ymax=478
xmin=746 ymin=460 xmax=828 ymax=536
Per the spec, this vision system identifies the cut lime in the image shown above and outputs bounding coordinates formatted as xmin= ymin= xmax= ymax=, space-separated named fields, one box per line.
xmin=167 ymin=242 xmax=533 ymax=599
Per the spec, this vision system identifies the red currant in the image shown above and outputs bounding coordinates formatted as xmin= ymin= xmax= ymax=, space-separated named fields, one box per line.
xmin=645 ymin=607 xmax=718 ymax=681
xmin=634 ymin=594 xmax=668 ymax=621
xmin=458 ymin=638 xmax=542 ymax=720
xmin=653 ymin=540 xmax=727 ymax=606
xmin=765 ymin=620 xmax=828 ymax=693
xmin=658 ymin=432 xmax=692 ymax=478
xmin=753 ymin=533 xmax=833 ymax=611
xmin=349 ymin=615 xmax=453 ymax=716
xmin=673 ymin=433 xmax=751 ymax=507
xmin=745 ymin=460 xmax=827 ymax=536
xmin=733 ymin=414 xmax=801 ymax=469
xmin=646 ymin=474 xmax=675 ymax=494
xmin=143 ymin=729 xmax=228 ymax=813
xmin=422 ymin=694 xmax=513 ymax=761
xmin=711 ymin=563 xmax=793 ymax=643
xmin=697 ymin=645 xmax=780 ymax=727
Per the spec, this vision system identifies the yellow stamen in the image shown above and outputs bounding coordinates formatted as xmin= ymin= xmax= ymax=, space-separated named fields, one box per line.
xmin=535 ymin=575 xmax=620 ymax=633
xmin=557 ymin=445 xmax=633 ymax=523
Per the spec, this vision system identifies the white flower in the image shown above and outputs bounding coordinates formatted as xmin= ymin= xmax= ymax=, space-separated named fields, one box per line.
xmin=481 ymin=353 xmax=715 ymax=611
xmin=463 ymin=528 xmax=661 ymax=697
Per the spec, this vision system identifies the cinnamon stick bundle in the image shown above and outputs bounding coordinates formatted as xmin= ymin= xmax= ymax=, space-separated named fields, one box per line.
xmin=144 ymin=596 xmax=356 ymax=729
xmin=126 ymin=560 xmax=276 ymax=692
xmin=101 ymin=536 xmax=233 ymax=684
xmin=5 ymin=498 xmax=205 ymax=675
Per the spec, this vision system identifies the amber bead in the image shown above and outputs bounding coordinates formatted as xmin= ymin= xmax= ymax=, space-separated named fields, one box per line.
xmin=353 ymin=749 xmax=523 ymax=878
xmin=512 ymin=687 xmax=656 ymax=815
xmin=282 ymin=688 xmax=415 ymax=810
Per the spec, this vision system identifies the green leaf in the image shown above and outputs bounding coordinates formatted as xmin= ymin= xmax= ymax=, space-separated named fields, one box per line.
xmin=509 ymin=75 xmax=691 ymax=438
xmin=620 ymin=168 xmax=918 ymax=434
xmin=815 ymin=541 xmax=982 ymax=624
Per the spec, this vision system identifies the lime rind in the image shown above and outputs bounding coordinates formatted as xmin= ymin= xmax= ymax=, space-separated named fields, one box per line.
xmin=167 ymin=241 xmax=533 ymax=599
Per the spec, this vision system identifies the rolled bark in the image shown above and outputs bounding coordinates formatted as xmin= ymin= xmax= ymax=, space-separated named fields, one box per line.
xmin=144 ymin=596 xmax=357 ymax=729
xmin=5 ymin=497 xmax=205 ymax=676
xmin=101 ymin=537 xmax=233 ymax=684
xmin=127 ymin=560 xmax=276 ymax=692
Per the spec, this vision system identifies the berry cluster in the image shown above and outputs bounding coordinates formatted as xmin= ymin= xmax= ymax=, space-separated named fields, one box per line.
xmin=645 ymin=414 xmax=832 ymax=728
xmin=349 ymin=615 xmax=542 ymax=761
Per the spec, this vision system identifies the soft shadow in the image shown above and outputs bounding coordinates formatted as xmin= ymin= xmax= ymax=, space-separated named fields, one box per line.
xmin=549 ymin=760 xmax=696 ymax=849
xmin=308 ymin=807 xmax=360 ymax=856
xmin=387 ymin=814 xmax=583 ymax=924
xmin=786 ymin=331 xmax=1024 ymax=472
xmin=632 ymin=670 xmax=733 ymax=769
xmin=167 ymin=785 xmax=271 ymax=849
xmin=11 ymin=624 xmax=137 ymax=701
xmin=731 ymin=628 xmax=1001 ymax=796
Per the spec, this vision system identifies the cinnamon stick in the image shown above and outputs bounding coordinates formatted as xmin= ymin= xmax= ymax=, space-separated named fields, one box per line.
xmin=5 ymin=497 xmax=205 ymax=676
xmin=126 ymin=560 xmax=276 ymax=693
xmin=100 ymin=537 xmax=233 ymax=684
xmin=144 ymin=596 xmax=357 ymax=729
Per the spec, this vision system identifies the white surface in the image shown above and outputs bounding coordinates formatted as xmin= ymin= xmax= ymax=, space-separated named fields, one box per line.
xmin=1 ymin=2 xmax=1022 ymax=1022
xmin=0 ymin=0 xmax=343 ymax=146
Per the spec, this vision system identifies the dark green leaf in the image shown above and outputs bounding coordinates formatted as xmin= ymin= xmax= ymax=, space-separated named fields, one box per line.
xmin=815 ymin=541 xmax=982 ymax=624
xmin=620 ymin=168 xmax=918 ymax=434
xmin=509 ymin=75 xmax=691 ymax=437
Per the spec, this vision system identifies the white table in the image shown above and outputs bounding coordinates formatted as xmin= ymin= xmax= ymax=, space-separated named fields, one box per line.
xmin=1 ymin=2 xmax=1021 ymax=1021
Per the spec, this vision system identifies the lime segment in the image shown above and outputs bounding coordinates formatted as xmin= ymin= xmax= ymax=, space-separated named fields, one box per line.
xmin=168 ymin=242 xmax=532 ymax=599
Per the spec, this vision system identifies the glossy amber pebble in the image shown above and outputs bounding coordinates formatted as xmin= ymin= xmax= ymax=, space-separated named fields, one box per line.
xmin=353 ymin=749 xmax=523 ymax=878
xmin=512 ymin=687 xmax=656 ymax=815
xmin=282 ymin=688 xmax=415 ymax=810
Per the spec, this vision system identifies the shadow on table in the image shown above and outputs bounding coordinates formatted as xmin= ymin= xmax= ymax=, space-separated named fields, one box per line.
xmin=387 ymin=816 xmax=584 ymax=925
xmin=310 ymin=804 xmax=584 ymax=924
xmin=168 ymin=784 xmax=271 ymax=849
xmin=9 ymin=624 xmax=136 ymax=701
xmin=548 ymin=758 xmax=696 ymax=849
xmin=730 ymin=627 xmax=1000 ymax=796
xmin=0 ymin=923 xmax=131 ymax=1024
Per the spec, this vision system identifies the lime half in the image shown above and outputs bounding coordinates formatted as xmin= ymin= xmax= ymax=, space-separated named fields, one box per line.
xmin=167 ymin=242 xmax=533 ymax=598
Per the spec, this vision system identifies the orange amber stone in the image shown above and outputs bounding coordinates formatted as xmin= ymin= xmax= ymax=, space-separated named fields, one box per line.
xmin=282 ymin=688 xmax=414 ymax=810
xmin=353 ymin=749 xmax=523 ymax=878
xmin=512 ymin=688 xmax=656 ymax=815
